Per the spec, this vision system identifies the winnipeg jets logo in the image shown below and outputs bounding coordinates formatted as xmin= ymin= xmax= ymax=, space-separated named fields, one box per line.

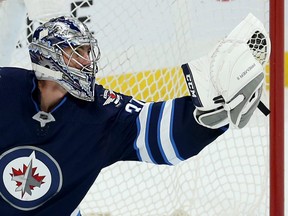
xmin=10 ymin=152 xmax=45 ymax=198
xmin=0 ymin=146 xmax=62 ymax=211
xmin=102 ymin=90 xmax=122 ymax=106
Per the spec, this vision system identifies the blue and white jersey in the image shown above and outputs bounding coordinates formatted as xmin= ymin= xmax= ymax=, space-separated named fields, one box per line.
xmin=0 ymin=67 xmax=227 ymax=215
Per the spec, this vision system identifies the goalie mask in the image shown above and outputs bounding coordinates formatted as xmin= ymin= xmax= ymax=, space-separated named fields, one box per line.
xmin=29 ymin=16 xmax=101 ymax=101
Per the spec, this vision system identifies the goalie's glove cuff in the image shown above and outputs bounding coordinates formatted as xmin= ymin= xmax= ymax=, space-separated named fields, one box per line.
xmin=194 ymin=107 xmax=229 ymax=129
xmin=182 ymin=57 xmax=229 ymax=129
xmin=182 ymin=56 xmax=223 ymax=110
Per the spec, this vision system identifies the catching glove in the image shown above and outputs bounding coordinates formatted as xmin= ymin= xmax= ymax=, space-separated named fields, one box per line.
xmin=183 ymin=13 xmax=270 ymax=129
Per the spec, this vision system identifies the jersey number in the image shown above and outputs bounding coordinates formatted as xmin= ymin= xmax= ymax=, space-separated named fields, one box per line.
xmin=125 ymin=98 xmax=144 ymax=113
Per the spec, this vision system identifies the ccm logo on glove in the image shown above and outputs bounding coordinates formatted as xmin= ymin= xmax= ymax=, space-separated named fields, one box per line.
xmin=185 ymin=74 xmax=197 ymax=98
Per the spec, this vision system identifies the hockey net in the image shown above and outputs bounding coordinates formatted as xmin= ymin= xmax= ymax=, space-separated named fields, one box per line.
xmin=0 ymin=0 xmax=272 ymax=215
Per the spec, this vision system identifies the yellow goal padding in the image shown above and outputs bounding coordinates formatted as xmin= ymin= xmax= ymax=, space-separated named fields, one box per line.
xmin=97 ymin=53 xmax=288 ymax=103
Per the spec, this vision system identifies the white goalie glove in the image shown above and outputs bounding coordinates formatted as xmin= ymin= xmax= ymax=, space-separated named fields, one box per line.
xmin=183 ymin=13 xmax=271 ymax=129
xmin=210 ymin=40 xmax=265 ymax=129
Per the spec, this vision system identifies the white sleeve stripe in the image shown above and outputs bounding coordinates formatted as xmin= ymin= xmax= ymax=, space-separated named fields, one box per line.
xmin=134 ymin=102 xmax=156 ymax=163
xmin=157 ymin=102 xmax=173 ymax=165
xmin=159 ymin=100 xmax=184 ymax=165
xmin=169 ymin=100 xmax=185 ymax=161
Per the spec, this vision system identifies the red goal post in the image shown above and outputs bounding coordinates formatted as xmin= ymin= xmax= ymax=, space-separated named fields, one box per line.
xmin=269 ymin=0 xmax=285 ymax=215
xmin=0 ymin=0 xmax=285 ymax=215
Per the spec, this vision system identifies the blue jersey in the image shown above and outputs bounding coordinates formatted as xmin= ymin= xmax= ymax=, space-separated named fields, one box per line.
xmin=0 ymin=67 xmax=227 ymax=215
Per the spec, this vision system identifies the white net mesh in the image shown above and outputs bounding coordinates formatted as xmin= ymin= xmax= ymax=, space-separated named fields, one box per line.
xmin=79 ymin=118 xmax=269 ymax=216
xmin=1 ymin=0 xmax=270 ymax=215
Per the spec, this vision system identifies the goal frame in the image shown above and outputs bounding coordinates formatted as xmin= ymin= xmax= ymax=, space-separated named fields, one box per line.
xmin=0 ymin=0 xmax=285 ymax=215
xmin=269 ymin=0 xmax=285 ymax=215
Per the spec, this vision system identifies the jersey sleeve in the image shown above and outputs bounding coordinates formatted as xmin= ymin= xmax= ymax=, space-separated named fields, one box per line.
xmin=110 ymin=95 xmax=228 ymax=166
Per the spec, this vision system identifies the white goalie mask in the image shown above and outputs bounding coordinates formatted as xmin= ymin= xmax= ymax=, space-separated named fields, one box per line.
xmin=29 ymin=16 xmax=101 ymax=101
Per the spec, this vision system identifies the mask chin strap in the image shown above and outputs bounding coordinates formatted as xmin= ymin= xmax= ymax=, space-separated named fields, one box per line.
xmin=32 ymin=63 xmax=63 ymax=80
xmin=33 ymin=63 xmax=95 ymax=102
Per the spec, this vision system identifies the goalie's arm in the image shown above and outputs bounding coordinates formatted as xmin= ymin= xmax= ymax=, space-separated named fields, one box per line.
xmin=127 ymin=97 xmax=227 ymax=165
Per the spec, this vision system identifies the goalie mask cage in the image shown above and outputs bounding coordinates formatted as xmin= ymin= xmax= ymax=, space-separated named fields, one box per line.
xmin=0 ymin=0 xmax=284 ymax=215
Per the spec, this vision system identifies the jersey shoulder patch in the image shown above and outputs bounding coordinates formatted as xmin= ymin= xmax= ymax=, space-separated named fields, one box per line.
xmin=95 ymin=84 xmax=131 ymax=109
xmin=94 ymin=84 xmax=146 ymax=121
